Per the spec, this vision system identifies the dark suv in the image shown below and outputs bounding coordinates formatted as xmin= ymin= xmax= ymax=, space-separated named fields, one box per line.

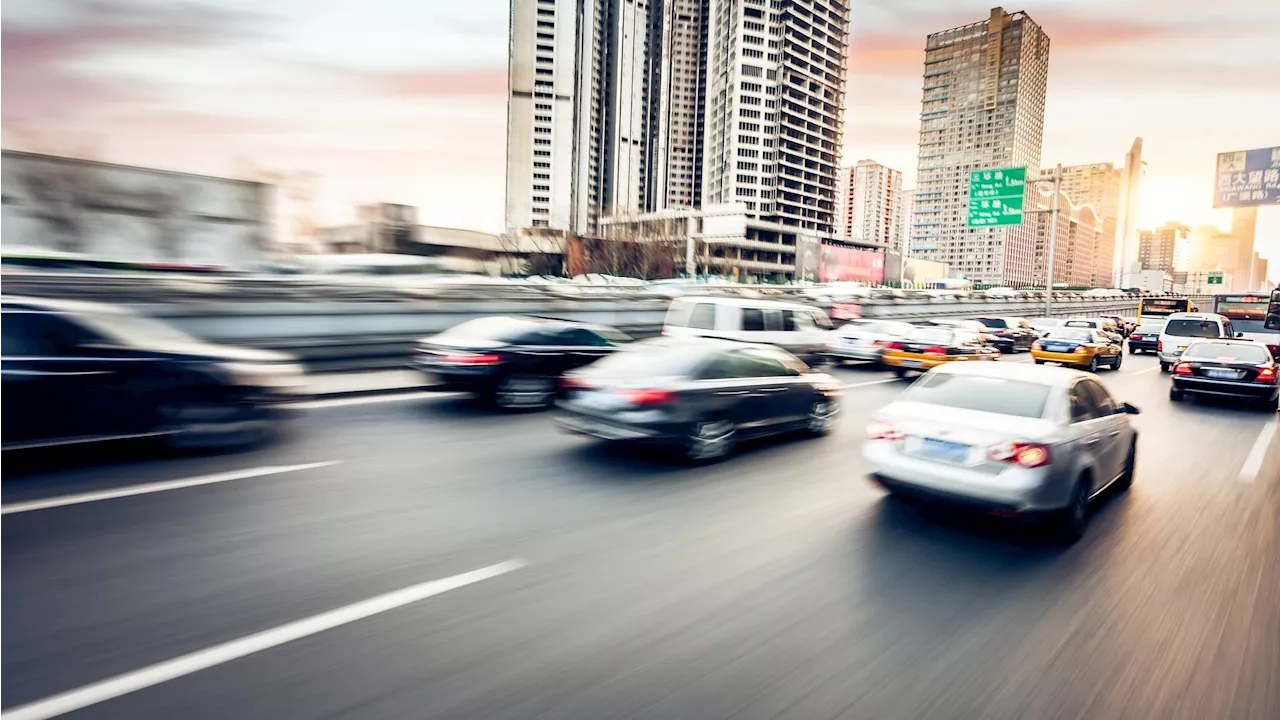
xmin=1 ymin=296 xmax=306 ymax=451
xmin=975 ymin=317 xmax=1039 ymax=353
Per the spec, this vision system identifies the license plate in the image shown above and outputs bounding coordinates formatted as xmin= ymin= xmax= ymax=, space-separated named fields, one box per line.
xmin=901 ymin=360 xmax=924 ymax=368
xmin=574 ymin=390 xmax=619 ymax=410
xmin=917 ymin=437 xmax=971 ymax=463
xmin=1204 ymin=368 xmax=1241 ymax=380
xmin=1046 ymin=344 xmax=1070 ymax=352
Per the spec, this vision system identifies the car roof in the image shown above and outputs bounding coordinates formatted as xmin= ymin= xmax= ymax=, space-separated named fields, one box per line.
xmin=0 ymin=295 xmax=130 ymax=316
xmin=1184 ymin=338 xmax=1259 ymax=347
xmin=932 ymin=360 xmax=1087 ymax=386
xmin=1165 ymin=312 xmax=1225 ymax=321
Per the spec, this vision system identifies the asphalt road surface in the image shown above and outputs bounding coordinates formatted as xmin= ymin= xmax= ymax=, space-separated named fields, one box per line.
xmin=4 ymin=353 xmax=1278 ymax=720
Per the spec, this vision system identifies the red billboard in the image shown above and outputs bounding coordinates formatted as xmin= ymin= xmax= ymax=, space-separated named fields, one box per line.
xmin=819 ymin=244 xmax=885 ymax=284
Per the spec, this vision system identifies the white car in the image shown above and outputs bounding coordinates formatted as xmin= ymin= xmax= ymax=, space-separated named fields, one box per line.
xmin=663 ymin=296 xmax=835 ymax=366
xmin=828 ymin=319 xmax=916 ymax=363
xmin=1157 ymin=312 xmax=1237 ymax=372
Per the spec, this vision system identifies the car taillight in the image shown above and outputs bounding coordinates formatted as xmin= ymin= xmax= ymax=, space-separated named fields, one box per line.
xmin=560 ymin=376 xmax=593 ymax=390
xmin=871 ymin=340 xmax=888 ymax=348
xmin=1256 ymin=367 xmax=1277 ymax=383
xmin=1158 ymin=340 xmax=1163 ymax=352
xmin=443 ymin=352 xmax=500 ymax=365
xmin=1174 ymin=362 xmax=1193 ymax=376
xmin=620 ymin=389 xmax=674 ymax=405
xmin=866 ymin=419 xmax=904 ymax=441
xmin=885 ymin=342 xmax=903 ymax=351
xmin=1073 ymin=345 xmax=1087 ymax=354
xmin=988 ymin=442 xmax=1052 ymax=468
xmin=924 ymin=346 xmax=947 ymax=355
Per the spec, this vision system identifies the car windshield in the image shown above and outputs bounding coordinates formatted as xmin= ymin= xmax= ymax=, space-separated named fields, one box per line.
xmin=1182 ymin=342 xmax=1269 ymax=363
xmin=1164 ymin=319 xmax=1222 ymax=338
xmin=76 ymin=311 xmax=200 ymax=347
xmin=907 ymin=327 xmax=954 ymax=344
xmin=977 ymin=318 xmax=1008 ymax=329
xmin=1044 ymin=329 xmax=1094 ymax=343
xmin=1135 ymin=324 xmax=1164 ymax=334
xmin=435 ymin=317 xmax=539 ymax=343
xmin=904 ymin=373 xmax=1052 ymax=419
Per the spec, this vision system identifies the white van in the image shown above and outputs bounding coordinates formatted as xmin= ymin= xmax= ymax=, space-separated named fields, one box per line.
xmin=663 ymin=297 xmax=836 ymax=366
xmin=1158 ymin=312 xmax=1237 ymax=372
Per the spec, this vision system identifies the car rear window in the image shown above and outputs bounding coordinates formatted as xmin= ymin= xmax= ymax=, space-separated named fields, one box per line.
xmin=977 ymin=318 xmax=1008 ymax=329
xmin=1164 ymin=319 xmax=1223 ymax=338
xmin=1064 ymin=320 xmax=1096 ymax=328
xmin=435 ymin=316 xmax=538 ymax=342
xmin=581 ymin=341 xmax=707 ymax=379
xmin=1135 ymin=324 xmax=1164 ymax=334
xmin=1182 ymin=342 xmax=1269 ymax=363
xmin=1044 ymin=329 xmax=1093 ymax=343
xmin=904 ymin=374 xmax=1052 ymax=419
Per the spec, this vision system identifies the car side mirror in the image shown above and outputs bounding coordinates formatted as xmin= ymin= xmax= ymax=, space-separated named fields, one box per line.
xmin=1235 ymin=332 xmax=1244 ymax=338
xmin=1117 ymin=402 xmax=1140 ymax=415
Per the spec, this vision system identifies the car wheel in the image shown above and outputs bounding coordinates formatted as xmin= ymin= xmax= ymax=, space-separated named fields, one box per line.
xmin=1160 ymin=361 xmax=1171 ymax=373
xmin=1087 ymin=356 xmax=1099 ymax=373
xmin=1050 ymin=475 xmax=1091 ymax=543
xmin=806 ymin=398 xmax=837 ymax=436
xmin=1111 ymin=353 xmax=1123 ymax=370
xmin=1034 ymin=359 xmax=1045 ymax=365
xmin=892 ymin=367 xmax=907 ymax=378
xmin=1115 ymin=440 xmax=1136 ymax=491
xmin=686 ymin=418 xmax=736 ymax=462
xmin=493 ymin=374 xmax=556 ymax=410
xmin=1169 ymin=387 xmax=1184 ymax=402
xmin=161 ymin=397 xmax=251 ymax=449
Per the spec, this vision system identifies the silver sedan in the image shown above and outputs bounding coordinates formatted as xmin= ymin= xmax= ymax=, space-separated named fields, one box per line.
xmin=862 ymin=362 xmax=1140 ymax=541
xmin=827 ymin=319 xmax=916 ymax=363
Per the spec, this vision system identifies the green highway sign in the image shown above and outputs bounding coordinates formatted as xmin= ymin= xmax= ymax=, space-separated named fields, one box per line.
xmin=1208 ymin=274 xmax=1224 ymax=284
xmin=967 ymin=167 xmax=1027 ymax=227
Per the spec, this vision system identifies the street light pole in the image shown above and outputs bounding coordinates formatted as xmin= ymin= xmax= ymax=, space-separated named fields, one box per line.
xmin=1043 ymin=163 xmax=1063 ymax=317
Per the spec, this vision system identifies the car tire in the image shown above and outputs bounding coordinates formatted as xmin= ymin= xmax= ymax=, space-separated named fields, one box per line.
xmin=1034 ymin=359 xmax=1045 ymax=365
xmin=1169 ymin=387 xmax=1184 ymax=402
xmin=1160 ymin=361 xmax=1171 ymax=373
xmin=806 ymin=398 xmax=837 ymax=436
xmin=892 ymin=367 xmax=907 ymax=378
xmin=1087 ymin=356 xmax=1099 ymax=373
xmin=1111 ymin=353 xmax=1123 ymax=370
xmin=492 ymin=374 xmax=556 ymax=410
xmin=161 ymin=396 xmax=252 ymax=449
xmin=1115 ymin=440 xmax=1136 ymax=491
xmin=1049 ymin=475 xmax=1091 ymax=544
xmin=685 ymin=417 xmax=736 ymax=463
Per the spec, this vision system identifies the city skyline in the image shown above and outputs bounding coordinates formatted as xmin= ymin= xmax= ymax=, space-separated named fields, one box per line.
xmin=3 ymin=0 xmax=1277 ymax=267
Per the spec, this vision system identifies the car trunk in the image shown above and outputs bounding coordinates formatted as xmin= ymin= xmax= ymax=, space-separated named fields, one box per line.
xmin=881 ymin=402 xmax=1058 ymax=469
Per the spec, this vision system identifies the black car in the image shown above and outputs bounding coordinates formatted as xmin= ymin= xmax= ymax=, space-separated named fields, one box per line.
xmin=975 ymin=317 xmax=1039 ymax=352
xmin=1 ymin=297 xmax=306 ymax=451
xmin=412 ymin=316 xmax=631 ymax=409
xmin=1169 ymin=339 xmax=1278 ymax=410
xmin=1126 ymin=322 xmax=1164 ymax=354
xmin=555 ymin=337 xmax=843 ymax=461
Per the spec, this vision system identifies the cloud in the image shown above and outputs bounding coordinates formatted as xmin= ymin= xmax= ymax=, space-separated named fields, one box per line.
xmin=2 ymin=0 xmax=265 ymax=118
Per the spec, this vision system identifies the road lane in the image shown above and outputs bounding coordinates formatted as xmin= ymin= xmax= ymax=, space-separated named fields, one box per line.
xmin=4 ymin=352 xmax=1278 ymax=719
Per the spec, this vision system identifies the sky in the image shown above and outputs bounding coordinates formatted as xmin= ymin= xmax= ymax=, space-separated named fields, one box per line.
xmin=3 ymin=0 xmax=1278 ymax=264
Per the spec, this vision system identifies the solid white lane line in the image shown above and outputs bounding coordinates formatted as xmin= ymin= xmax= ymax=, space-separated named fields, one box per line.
xmin=1238 ymin=419 xmax=1278 ymax=483
xmin=1 ymin=462 xmax=341 ymax=515
xmin=293 ymin=391 xmax=462 ymax=410
xmin=2 ymin=560 xmax=529 ymax=720
xmin=842 ymin=378 xmax=900 ymax=389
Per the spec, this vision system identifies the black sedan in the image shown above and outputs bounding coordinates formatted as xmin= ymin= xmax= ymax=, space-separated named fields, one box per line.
xmin=555 ymin=337 xmax=843 ymax=461
xmin=975 ymin=316 xmax=1039 ymax=352
xmin=1 ymin=296 xmax=306 ymax=451
xmin=412 ymin=316 xmax=631 ymax=409
xmin=1170 ymin=339 xmax=1279 ymax=410
xmin=1126 ymin=322 xmax=1164 ymax=354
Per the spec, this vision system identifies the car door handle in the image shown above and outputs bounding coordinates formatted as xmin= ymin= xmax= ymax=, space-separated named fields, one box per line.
xmin=1107 ymin=430 xmax=1121 ymax=437
xmin=1083 ymin=435 xmax=1100 ymax=445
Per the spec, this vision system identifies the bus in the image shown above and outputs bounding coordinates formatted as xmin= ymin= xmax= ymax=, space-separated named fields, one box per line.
xmin=1214 ymin=291 xmax=1280 ymax=358
xmin=1137 ymin=296 xmax=1196 ymax=324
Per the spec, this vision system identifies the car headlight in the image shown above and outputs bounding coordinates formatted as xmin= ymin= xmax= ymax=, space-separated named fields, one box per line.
xmin=220 ymin=362 xmax=307 ymax=388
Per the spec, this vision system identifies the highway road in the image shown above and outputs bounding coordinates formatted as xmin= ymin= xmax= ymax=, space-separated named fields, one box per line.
xmin=3 ymin=353 xmax=1278 ymax=720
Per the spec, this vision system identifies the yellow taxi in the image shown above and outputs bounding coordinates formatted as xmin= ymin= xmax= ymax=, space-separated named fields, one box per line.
xmin=881 ymin=325 xmax=1000 ymax=377
xmin=1031 ymin=327 xmax=1122 ymax=372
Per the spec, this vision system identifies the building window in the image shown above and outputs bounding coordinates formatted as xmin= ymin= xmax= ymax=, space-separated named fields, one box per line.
xmin=742 ymin=95 xmax=761 ymax=106
xmin=742 ymin=64 xmax=763 ymax=77
xmin=534 ymin=139 xmax=551 ymax=145
xmin=533 ymin=185 xmax=550 ymax=192
xmin=534 ymin=162 xmax=551 ymax=169
xmin=736 ymin=174 xmax=757 ymax=184
xmin=534 ymin=150 xmax=551 ymax=157
xmin=534 ymin=127 xmax=551 ymax=134
xmin=532 ymin=196 xmax=549 ymax=203
xmin=533 ymin=173 xmax=550 ymax=180
xmin=740 ymin=81 xmax=762 ymax=92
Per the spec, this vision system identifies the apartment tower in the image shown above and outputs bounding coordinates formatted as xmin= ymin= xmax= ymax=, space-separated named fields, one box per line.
xmin=910 ymin=7 xmax=1050 ymax=285
xmin=838 ymin=160 xmax=904 ymax=249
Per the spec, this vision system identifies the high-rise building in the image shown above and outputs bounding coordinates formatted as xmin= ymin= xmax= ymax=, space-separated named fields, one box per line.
xmin=1138 ymin=222 xmax=1190 ymax=273
xmin=910 ymin=7 xmax=1050 ymax=285
xmin=1115 ymin=137 xmax=1145 ymax=280
xmin=1030 ymin=187 xmax=1101 ymax=288
xmin=1230 ymin=206 xmax=1259 ymax=287
xmin=505 ymin=0 xmax=657 ymax=236
xmin=647 ymin=1 xmax=710 ymax=211
xmin=1039 ymin=163 xmax=1121 ymax=287
xmin=837 ymin=160 xmax=903 ymax=248
xmin=894 ymin=187 xmax=914 ymax=256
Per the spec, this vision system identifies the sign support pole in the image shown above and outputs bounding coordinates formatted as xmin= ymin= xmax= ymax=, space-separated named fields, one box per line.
xmin=1044 ymin=163 xmax=1062 ymax=317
